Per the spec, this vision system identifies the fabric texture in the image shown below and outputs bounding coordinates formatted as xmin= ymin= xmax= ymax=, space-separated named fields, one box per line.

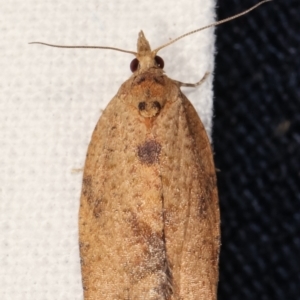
xmin=214 ymin=1 xmax=300 ymax=299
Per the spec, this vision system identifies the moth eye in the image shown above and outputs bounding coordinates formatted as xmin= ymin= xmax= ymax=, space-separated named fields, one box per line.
xmin=154 ymin=56 xmax=164 ymax=69
xmin=130 ymin=58 xmax=139 ymax=72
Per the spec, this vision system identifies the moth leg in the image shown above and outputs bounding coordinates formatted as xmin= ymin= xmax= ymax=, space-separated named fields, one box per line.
xmin=174 ymin=72 xmax=209 ymax=87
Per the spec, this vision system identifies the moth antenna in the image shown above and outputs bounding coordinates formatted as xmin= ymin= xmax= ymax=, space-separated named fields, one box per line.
xmin=30 ymin=0 xmax=271 ymax=56
xmin=153 ymin=0 xmax=272 ymax=53
xmin=29 ymin=42 xmax=137 ymax=55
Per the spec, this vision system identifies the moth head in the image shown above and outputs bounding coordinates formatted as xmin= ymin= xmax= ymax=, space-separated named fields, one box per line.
xmin=130 ymin=56 xmax=164 ymax=73
xmin=129 ymin=31 xmax=164 ymax=73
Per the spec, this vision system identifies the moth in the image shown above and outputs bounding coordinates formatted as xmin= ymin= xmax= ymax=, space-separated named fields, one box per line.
xmin=30 ymin=1 xmax=270 ymax=299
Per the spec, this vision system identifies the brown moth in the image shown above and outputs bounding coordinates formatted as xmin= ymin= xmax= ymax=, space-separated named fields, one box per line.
xmin=80 ymin=33 xmax=218 ymax=297
xmin=30 ymin=1 xmax=271 ymax=299
xmin=79 ymin=32 xmax=218 ymax=299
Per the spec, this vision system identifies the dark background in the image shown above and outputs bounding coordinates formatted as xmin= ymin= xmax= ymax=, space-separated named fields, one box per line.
xmin=214 ymin=0 xmax=300 ymax=299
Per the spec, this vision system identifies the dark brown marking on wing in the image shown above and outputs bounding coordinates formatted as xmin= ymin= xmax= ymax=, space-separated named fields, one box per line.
xmin=153 ymin=75 xmax=165 ymax=85
xmin=152 ymin=101 xmax=161 ymax=111
xmin=137 ymin=140 xmax=162 ymax=165
xmin=136 ymin=75 xmax=146 ymax=84
xmin=125 ymin=211 xmax=173 ymax=297
xmin=82 ymin=175 xmax=93 ymax=205
xmin=138 ymin=101 xmax=146 ymax=111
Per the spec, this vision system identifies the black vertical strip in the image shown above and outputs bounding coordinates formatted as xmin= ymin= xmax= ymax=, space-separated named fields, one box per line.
xmin=213 ymin=1 xmax=300 ymax=299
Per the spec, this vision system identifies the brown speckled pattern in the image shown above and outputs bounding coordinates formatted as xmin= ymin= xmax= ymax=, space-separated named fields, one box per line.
xmin=79 ymin=30 xmax=219 ymax=299
xmin=79 ymin=67 xmax=219 ymax=299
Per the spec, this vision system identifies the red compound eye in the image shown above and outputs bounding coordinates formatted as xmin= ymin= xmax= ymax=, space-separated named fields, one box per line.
xmin=155 ymin=56 xmax=164 ymax=69
xmin=130 ymin=58 xmax=139 ymax=72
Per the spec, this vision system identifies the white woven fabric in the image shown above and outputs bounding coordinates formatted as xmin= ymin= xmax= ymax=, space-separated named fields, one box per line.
xmin=0 ymin=0 xmax=215 ymax=299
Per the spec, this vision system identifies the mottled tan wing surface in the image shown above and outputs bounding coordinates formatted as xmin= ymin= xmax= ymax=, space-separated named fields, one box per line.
xmin=157 ymin=92 xmax=220 ymax=299
xmin=79 ymin=69 xmax=219 ymax=300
